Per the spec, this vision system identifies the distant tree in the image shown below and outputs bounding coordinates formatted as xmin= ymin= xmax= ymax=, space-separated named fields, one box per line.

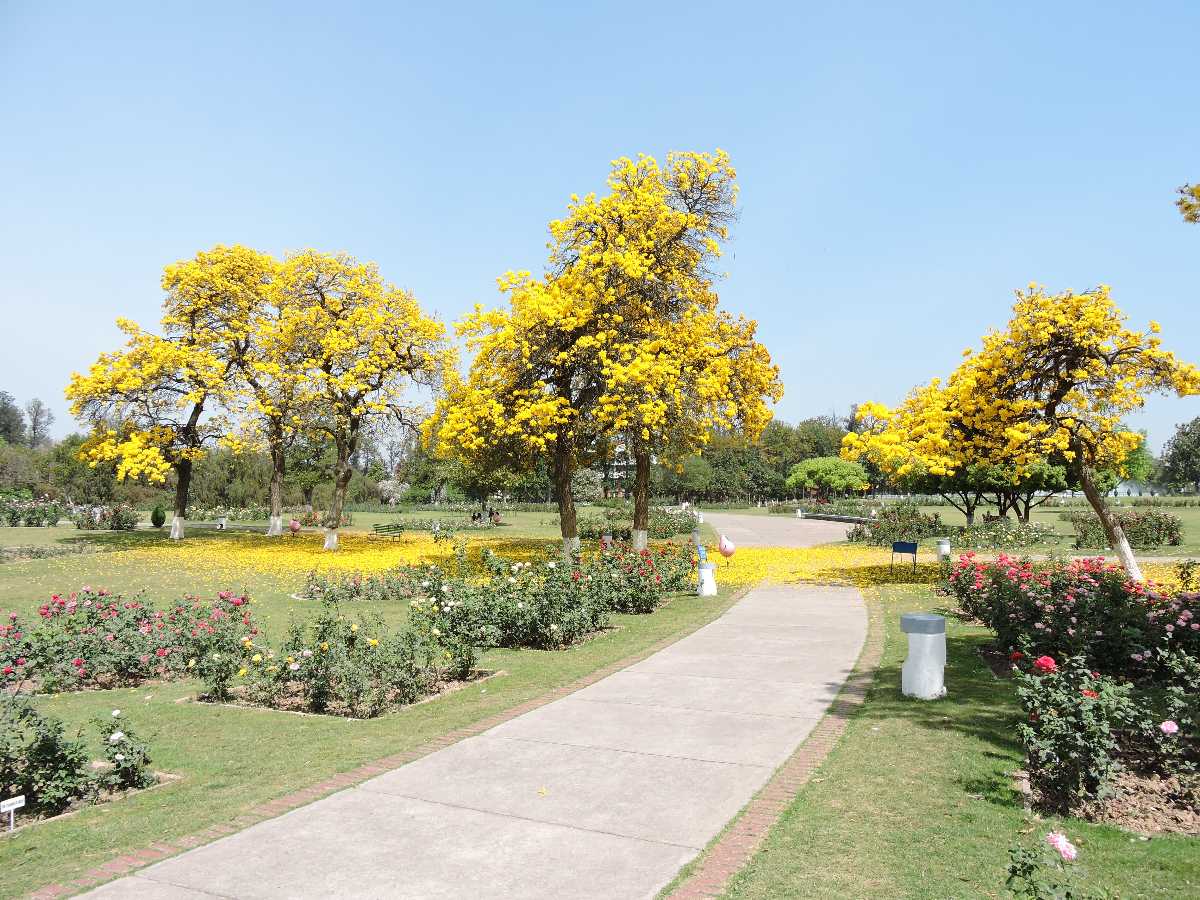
xmin=23 ymin=399 xmax=54 ymax=448
xmin=785 ymin=457 xmax=869 ymax=499
xmin=0 ymin=391 xmax=25 ymax=445
xmin=1163 ymin=417 xmax=1200 ymax=492
xmin=793 ymin=416 xmax=845 ymax=461
xmin=662 ymin=455 xmax=714 ymax=502
xmin=570 ymin=468 xmax=604 ymax=504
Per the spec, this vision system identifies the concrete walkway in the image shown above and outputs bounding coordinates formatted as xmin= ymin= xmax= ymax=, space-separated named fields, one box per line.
xmin=86 ymin=583 xmax=866 ymax=900
xmin=702 ymin=511 xmax=852 ymax=547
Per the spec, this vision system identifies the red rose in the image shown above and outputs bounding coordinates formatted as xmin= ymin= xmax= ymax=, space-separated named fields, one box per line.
xmin=1009 ymin=651 xmax=1024 ymax=662
xmin=1033 ymin=656 xmax=1057 ymax=674
xmin=1090 ymin=671 xmax=1100 ymax=679
xmin=1081 ymin=689 xmax=1099 ymax=699
xmin=155 ymin=647 xmax=169 ymax=657
xmin=16 ymin=657 xmax=25 ymax=666
xmin=71 ymin=657 xmax=84 ymax=667
xmin=2 ymin=666 xmax=12 ymax=676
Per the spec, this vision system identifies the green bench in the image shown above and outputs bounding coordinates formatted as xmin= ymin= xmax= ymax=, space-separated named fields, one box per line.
xmin=372 ymin=523 xmax=405 ymax=541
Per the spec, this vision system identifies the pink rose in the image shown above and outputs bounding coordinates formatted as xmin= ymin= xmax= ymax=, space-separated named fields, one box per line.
xmin=1045 ymin=831 xmax=1077 ymax=861
xmin=1033 ymin=656 xmax=1057 ymax=674
xmin=1160 ymin=720 xmax=1180 ymax=735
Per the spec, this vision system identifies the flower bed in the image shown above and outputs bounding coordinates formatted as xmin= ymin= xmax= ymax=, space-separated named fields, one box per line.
xmin=945 ymin=554 xmax=1198 ymax=825
xmin=1060 ymin=509 xmax=1183 ymax=549
xmin=954 ymin=520 xmax=1060 ymax=550
xmin=1 ymin=590 xmax=257 ymax=692
xmin=1 ymin=698 xmax=155 ymax=818
xmin=72 ymin=504 xmax=138 ymax=530
xmin=0 ymin=496 xmax=66 ymax=527
xmin=846 ymin=502 xmax=942 ymax=545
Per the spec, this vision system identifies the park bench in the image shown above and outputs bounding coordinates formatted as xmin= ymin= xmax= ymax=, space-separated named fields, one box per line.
xmin=891 ymin=540 xmax=918 ymax=571
xmin=372 ymin=522 xmax=405 ymax=541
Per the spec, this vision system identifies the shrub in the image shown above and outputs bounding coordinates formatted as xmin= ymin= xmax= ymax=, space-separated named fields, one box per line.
xmin=648 ymin=507 xmax=699 ymax=538
xmin=944 ymin=555 xmax=1200 ymax=681
xmin=296 ymin=509 xmax=352 ymax=528
xmin=0 ymin=497 xmax=64 ymax=528
xmin=97 ymin=709 xmax=155 ymax=791
xmin=847 ymin=502 xmax=941 ymax=545
xmin=150 ymin=504 xmax=167 ymax=528
xmin=955 ymin=520 xmax=1059 ymax=550
xmin=1 ymin=590 xmax=257 ymax=695
xmin=1014 ymin=655 xmax=1132 ymax=813
xmin=1005 ymin=831 xmax=1100 ymax=900
xmin=1062 ymin=509 xmax=1183 ymax=549
xmin=263 ymin=601 xmax=444 ymax=717
xmin=0 ymin=692 xmax=93 ymax=816
xmin=72 ymin=504 xmax=138 ymax=530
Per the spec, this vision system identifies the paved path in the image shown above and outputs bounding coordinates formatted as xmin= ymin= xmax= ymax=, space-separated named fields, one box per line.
xmin=85 ymin=582 xmax=866 ymax=900
xmin=702 ymin=510 xmax=852 ymax=547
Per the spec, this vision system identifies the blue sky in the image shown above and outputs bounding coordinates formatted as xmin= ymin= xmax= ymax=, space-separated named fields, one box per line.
xmin=2 ymin=1 xmax=1197 ymax=449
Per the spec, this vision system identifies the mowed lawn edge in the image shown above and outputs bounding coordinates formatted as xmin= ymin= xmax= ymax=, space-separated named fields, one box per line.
xmin=1 ymin=577 xmax=749 ymax=898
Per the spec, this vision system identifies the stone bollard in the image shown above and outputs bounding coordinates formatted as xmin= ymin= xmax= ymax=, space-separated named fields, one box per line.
xmin=697 ymin=562 xmax=718 ymax=597
xmin=900 ymin=613 xmax=946 ymax=700
xmin=795 ymin=507 xmax=804 ymax=519
xmin=935 ymin=537 xmax=952 ymax=563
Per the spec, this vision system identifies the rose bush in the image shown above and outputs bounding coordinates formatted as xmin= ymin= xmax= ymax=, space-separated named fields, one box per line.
xmin=948 ymin=554 xmax=1198 ymax=817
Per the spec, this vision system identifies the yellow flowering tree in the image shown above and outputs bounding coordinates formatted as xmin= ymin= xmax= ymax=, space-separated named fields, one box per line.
xmin=65 ymin=319 xmax=229 ymax=538
xmin=431 ymin=151 xmax=777 ymax=553
xmin=1178 ymin=183 xmax=1200 ymax=223
xmin=844 ymin=285 xmax=1200 ymax=578
xmin=157 ymin=244 xmax=309 ymax=536
xmin=279 ymin=250 xmax=448 ymax=549
xmin=599 ymin=308 xmax=781 ymax=545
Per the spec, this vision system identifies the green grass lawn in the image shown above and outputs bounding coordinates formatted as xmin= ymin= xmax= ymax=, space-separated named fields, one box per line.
xmin=721 ymin=583 xmax=1200 ymax=899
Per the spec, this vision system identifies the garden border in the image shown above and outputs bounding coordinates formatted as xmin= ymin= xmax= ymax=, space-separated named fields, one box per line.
xmin=663 ymin=586 xmax=885 ymax=900
xmin=24 ymin=585 xmax=751 ymax=899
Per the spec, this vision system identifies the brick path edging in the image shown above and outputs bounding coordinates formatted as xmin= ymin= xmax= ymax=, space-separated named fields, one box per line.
xmin=26 ymin=588 xmax=750 ymax=899
xmin=666 ymin=589 xmax=886 ymax=900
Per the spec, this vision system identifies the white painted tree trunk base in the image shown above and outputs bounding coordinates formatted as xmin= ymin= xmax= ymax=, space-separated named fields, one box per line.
xmin=323 ymin=528 xmax=339 ymax=551
xmin=266 ymin=516 xmax=283 ymax=537
xmin=632 ymin=529 xmax=649 ymax=550
xmin=561 ymin=536 xmax=581 ymax=559
xmin=169 ymin=516 xmax=185 ymax=540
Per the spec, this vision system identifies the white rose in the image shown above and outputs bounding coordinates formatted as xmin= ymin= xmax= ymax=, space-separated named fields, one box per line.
xmin=109 ymin=731 xmax=125 ymax=744
xmin=114 ymin=753 xmax=125 ymax=762
xmin=111 ymin=709 xmax=121 ymax=718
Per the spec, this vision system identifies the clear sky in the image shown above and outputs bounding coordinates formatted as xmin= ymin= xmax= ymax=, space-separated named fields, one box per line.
xmin=2 ymin=1 xmax=1197 ymax=450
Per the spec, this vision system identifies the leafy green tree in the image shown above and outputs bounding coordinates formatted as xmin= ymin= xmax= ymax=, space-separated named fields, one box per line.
xmin=48 ymin=434 xmax=117 ymax=502
xmin=0 ymin=391 xmax=26 ymax=445
xmin=785 ymin=456 xmax=869 ymax=499
xmin=1163 ymin=417 xmax=1200 ymax=492
xmin=662 ymin=455 xmax=714 ymax=502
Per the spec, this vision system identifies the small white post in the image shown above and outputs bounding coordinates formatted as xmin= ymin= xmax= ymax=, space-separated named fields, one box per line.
xmin=935 ymin=537 xmax=952 ymax=563
xmin=795 ymin=507 xmax=804 ymax=519
xmin=901 ymin=613 xmax=946 ymax=700
xmin=217 ymin=516 xmax=228 ymax=531
xmin=697 ymin=562 xmax=718 ymax=597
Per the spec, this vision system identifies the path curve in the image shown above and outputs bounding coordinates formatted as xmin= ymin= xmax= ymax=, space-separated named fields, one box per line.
xmin=702 ymin=510 xmax=852 ymax=547
xmin=85 ymin=584 xmax=865 ymax=899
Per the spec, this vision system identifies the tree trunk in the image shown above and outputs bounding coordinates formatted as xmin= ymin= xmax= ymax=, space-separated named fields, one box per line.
xmin=302 ymin=486 xmax=314 ymax=514
xmin=553 ymin=445 xmax=578 ymax=559
xmin=170 ymin=458 xmax=192 ymax=540
xmin=325 ymin=452 xmax=353 ymax=551
xmin=266 ymin=445 xmax=285 ymax=536
xmin=1078 ymin=464 xmax=1142 ymax=580
xmin=632 ymin=449 xmax=650 ymax=550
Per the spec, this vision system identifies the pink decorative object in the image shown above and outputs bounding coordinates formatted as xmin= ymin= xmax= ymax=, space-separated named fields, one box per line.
xmin=1045 ymin=831 xmax=1077 ymax=862
xmin=289 ymin=519 xmax=302 ymax=535
xmin=718 ymin=535 xmax=735 ymax=559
